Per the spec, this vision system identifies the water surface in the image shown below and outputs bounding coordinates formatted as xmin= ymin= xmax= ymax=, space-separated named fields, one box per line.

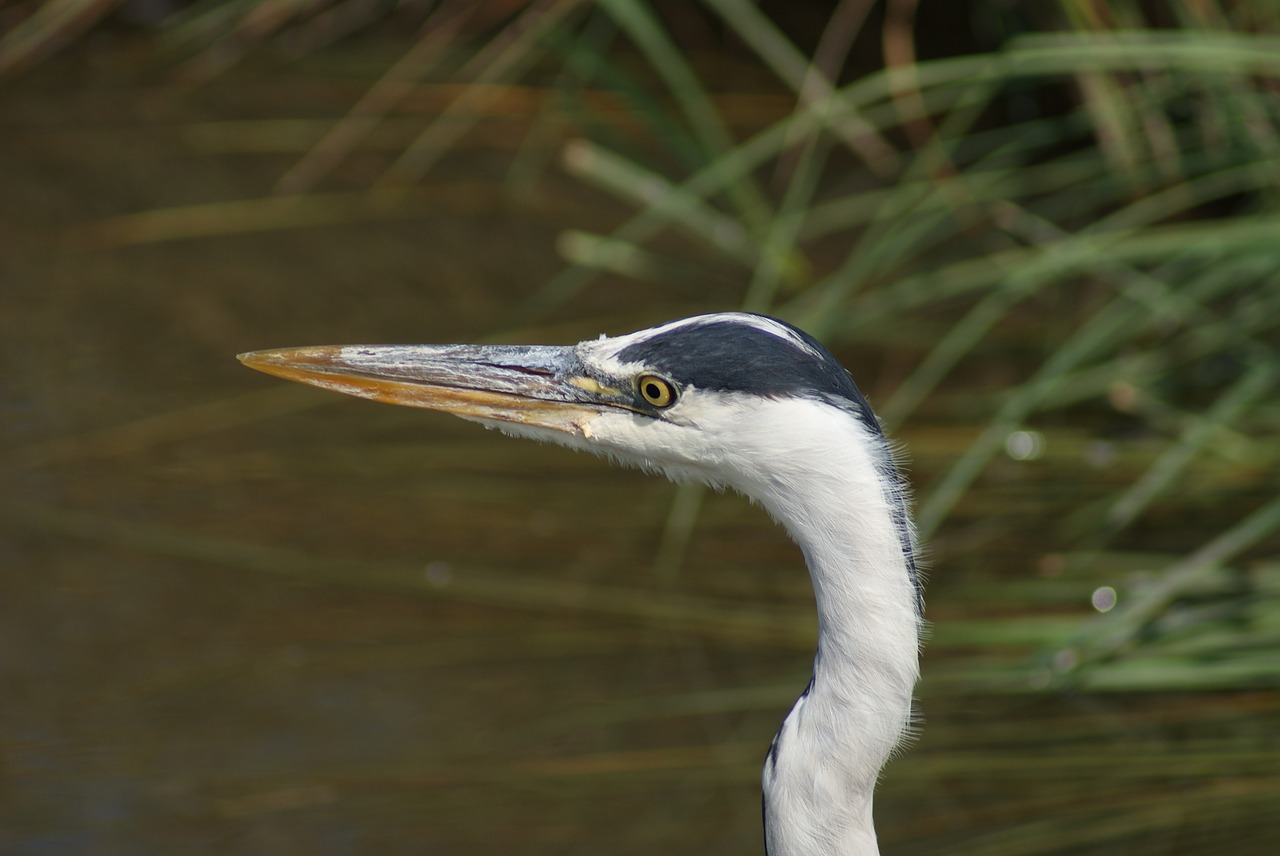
xmin=1 ymin=45 xmax=1276 ymax=856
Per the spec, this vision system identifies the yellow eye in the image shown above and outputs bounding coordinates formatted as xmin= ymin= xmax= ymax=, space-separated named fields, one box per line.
xmin=637 ymin=374 xmax=677 ymax=408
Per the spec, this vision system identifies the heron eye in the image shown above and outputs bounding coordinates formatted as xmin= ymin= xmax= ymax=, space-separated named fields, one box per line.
xmin=637 ymin=374 xmax=677 ymax=408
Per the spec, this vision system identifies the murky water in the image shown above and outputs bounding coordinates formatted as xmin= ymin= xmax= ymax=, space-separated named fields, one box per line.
xmin=2 ymin=46 xmax=1277 ymax=855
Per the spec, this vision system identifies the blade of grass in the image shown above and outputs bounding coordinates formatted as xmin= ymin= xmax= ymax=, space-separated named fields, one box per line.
xmin=560 ymin=139 xmax=754 ymax=264
xmin=375 ymin=0 xmax=590 ymax=193
xmin=701 ymin=0 xmax=898 ymax=175
xmin=596 ymin=0 xmax=773 ymax=234
xmin=1105 ymin=360 xmax=1278 ymax=531
xmin=274 ymin=1 xmax=481 ymax=194
xmin=1062 ymin=491 xmax=1280 ymax=673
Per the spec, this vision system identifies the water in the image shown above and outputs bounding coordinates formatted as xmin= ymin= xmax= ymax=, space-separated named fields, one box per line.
xmin=2 ymin=44 xmax=1276 ymax=856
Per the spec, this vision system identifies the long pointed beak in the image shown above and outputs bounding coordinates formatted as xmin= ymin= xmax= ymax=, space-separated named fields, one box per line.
xmin=237 ymin=343 xmax=618 ymax=438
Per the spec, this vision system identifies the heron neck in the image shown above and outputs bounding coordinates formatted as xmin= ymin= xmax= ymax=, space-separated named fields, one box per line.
xmin=754 ymin=414 xmax=920 ymax=856
xmin=801 ymin=449 xmax=920 ymax=711
xmin=799 ymin=477 xmax=920 ymax=747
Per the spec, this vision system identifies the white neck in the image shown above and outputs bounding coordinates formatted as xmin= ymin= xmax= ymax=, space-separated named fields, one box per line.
xmin=744 ymin=402 xmax=921 ymax=856
xmin=553 ymin=390 xmax=921 ymax=854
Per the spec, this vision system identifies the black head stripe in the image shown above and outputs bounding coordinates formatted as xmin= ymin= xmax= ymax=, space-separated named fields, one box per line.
xmin=616 ymin=314 xmax=923 ymax=617
xmin=615 ymin=315 xmax=883 ymax=435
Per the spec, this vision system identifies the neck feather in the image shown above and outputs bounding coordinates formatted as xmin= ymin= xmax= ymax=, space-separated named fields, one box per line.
xmin=747 ymin=401 xmax=921 ymax=856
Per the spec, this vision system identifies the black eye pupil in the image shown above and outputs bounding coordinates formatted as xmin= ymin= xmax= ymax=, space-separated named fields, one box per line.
xmin=639 ymin=376 xmax=674 ymax=407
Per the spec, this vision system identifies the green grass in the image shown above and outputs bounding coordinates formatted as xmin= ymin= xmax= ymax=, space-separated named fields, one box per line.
xmin=7 ymin=0 xmax=1278 ymax=693
xmin=534 ymin=6 xmax=1280 ymax=691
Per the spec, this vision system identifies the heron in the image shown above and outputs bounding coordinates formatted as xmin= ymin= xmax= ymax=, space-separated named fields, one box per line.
xmin=239 ymin=312 xmax=922 ymax=856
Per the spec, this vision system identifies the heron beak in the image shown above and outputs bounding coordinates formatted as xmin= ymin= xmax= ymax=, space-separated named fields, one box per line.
xmin=237 ymin=343 xmax=615 ymax=439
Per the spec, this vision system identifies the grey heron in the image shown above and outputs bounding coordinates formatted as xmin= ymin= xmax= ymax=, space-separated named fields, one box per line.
xmin=239 ymin=312 xmax=923 ymax=856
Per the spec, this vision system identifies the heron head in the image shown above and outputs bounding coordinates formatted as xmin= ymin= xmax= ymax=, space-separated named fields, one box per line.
xmin=238 ymin=313 xmax=884 ymax=492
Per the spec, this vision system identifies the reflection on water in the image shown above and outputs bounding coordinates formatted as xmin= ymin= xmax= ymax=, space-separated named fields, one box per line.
xmin=2 ymin=47 xmax=1277 ymax=856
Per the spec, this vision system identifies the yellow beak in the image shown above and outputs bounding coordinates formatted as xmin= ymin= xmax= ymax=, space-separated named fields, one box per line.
xmin=237 ymin=343 xmax=618 ymax=438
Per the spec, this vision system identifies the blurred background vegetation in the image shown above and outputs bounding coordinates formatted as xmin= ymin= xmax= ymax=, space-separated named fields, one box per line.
xmin=2 ymin=1 xmax=1278 ymax=854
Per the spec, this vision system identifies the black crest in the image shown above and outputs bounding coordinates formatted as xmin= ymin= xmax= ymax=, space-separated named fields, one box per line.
xmin=616 ymin=315 xmax=883 ymax=436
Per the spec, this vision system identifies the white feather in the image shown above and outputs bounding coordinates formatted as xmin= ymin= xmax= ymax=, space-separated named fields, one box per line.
xmin=476 ymin=384 xmax=920 ymax=856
